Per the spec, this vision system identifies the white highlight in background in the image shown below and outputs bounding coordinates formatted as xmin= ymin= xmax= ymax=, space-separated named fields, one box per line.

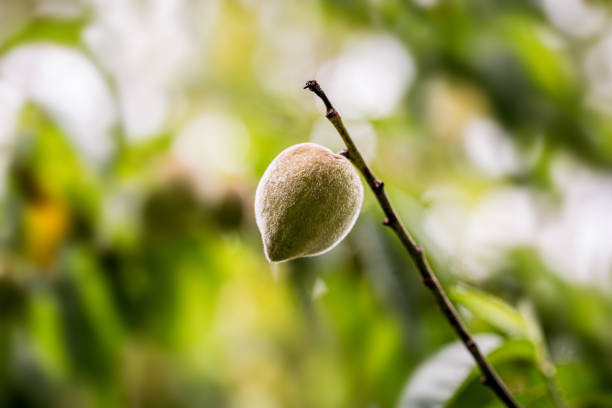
xmin=0 ymin=44 xmax=116 ymax=167
xmin=318 ymin=34 xmax=415 ymax=119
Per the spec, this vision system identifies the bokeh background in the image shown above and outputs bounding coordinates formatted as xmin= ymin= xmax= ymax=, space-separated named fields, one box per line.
xmin=1 ymin=0 xmax=612 ymax=407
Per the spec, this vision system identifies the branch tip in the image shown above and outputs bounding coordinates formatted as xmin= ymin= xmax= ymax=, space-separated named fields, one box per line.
xmin=304 ymin=80 xmax=335 ymax=116
xmin=303 ymin=80 xmax=318 ymax=90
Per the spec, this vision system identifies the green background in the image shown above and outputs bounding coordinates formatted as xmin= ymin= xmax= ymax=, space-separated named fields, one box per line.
xmin=1 ymin=1 xmax=612 ymax=407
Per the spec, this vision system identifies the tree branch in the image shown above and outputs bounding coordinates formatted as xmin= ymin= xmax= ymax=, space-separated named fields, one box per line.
xmin=304 ymin=80 xmax=521 ymax=408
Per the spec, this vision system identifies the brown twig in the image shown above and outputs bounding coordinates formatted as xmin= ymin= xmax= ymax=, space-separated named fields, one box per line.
xmin=304 ymin=80 xmax=521 ymax=408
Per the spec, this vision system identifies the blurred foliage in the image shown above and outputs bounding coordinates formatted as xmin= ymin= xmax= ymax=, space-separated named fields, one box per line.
xmin=1 ymin=0 xmax=612 ymax=407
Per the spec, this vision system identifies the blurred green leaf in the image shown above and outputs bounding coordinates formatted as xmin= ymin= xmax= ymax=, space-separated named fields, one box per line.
xmin=518 ymin=302 xmax=556 ymax=378
xmin=28 ymin=288 xmax=69 ymax=380
xmin=450 ymin=285 xmax=528 ymax=338
xmin=398 ymin=334 xmax=502 ymax=408
xmin=450 ymin=285 xmax=562 ymax=402
xmin=63 ymin=245 xmax=123 ymax=372
xmin=15 ymin=104 xmax=101 ymax=220
xmin=501 ymin=15 xmax=577 ymax=105
xmin=0 ymin=17 xmax=86 ymax=55
xmin=448 ymin=338 xmax=538 ymax=408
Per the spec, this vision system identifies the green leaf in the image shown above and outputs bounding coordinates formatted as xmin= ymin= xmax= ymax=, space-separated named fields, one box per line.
xmin=447 ymin=339 xmax=537 ymax=408
xmin=451 ymin=286 xmax=558 ymax=377
xmin=501 ymin=15 xmax=577 ymax=105
xmin=398 ymin=334 xmax=503 ymax=408
xmin=519 ymin=302 xmax=555 ymax=377
xmin=15 ymin=104 xmax=102 ymax=218
xmin=0 ymin=17 xmax=87 ymax=55
xmin=450 ymin=285 xmax=528 ymax=338
xmin=28 ymin=289 xmax=69 ymax=379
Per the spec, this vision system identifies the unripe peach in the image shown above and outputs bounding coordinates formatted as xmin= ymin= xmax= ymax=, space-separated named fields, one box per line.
xmin=255 ymin=143 xmax=363 ymax=262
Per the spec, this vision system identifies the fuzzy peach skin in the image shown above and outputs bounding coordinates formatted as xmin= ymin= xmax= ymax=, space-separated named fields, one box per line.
xmin=255 ymin=143 xmax=363 ymax=262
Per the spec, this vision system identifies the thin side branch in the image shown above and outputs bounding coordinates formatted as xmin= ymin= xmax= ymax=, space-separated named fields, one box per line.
xmin=304 ymin=80 xmax=521 ymax=408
